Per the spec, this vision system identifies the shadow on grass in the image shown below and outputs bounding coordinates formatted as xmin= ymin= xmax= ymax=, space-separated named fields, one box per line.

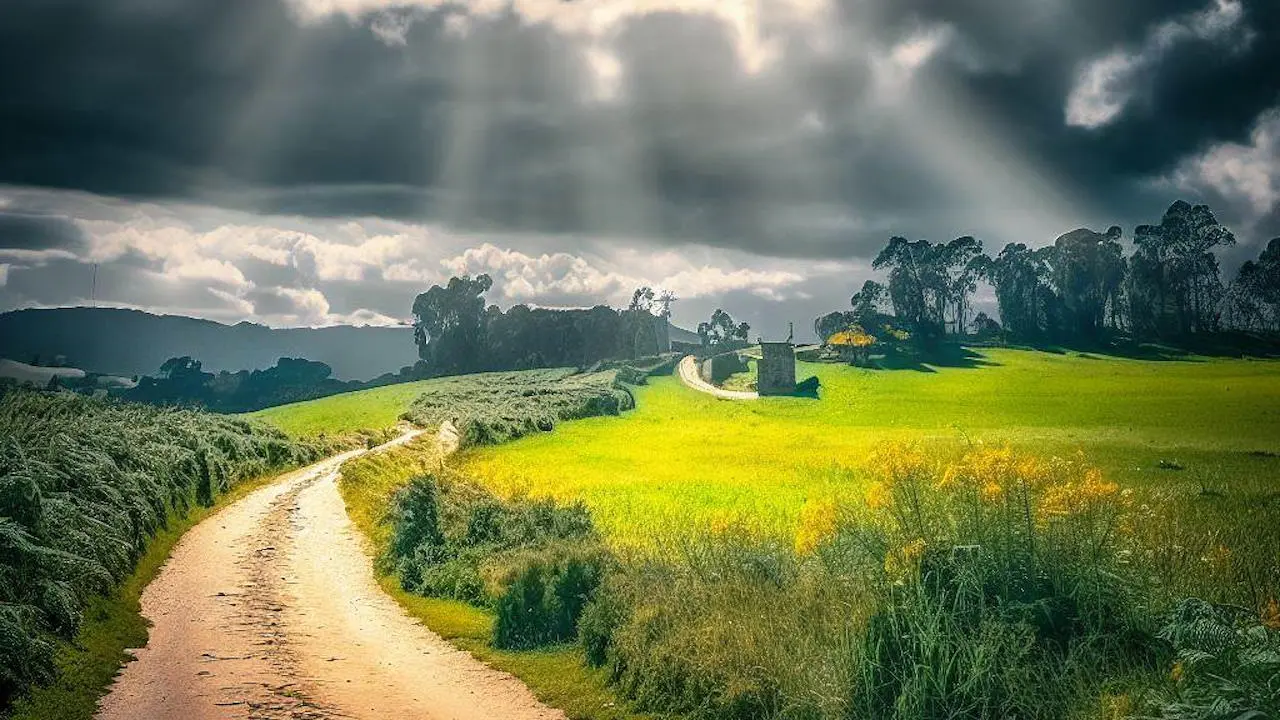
xmin=973 ymin=331 xmax=1280 ymax=362
xmin=873 ymin=344 xmax=1003 ymax=373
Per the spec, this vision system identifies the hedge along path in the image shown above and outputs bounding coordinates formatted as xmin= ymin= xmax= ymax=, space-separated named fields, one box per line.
xmin=96 ymin=425 xmax=563 ymax=720
xmin=676 ymin=354 xmax=759 ymax=400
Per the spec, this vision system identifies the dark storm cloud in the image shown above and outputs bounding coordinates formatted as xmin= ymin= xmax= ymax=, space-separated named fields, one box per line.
xmin=0 ymin=0 xmax=1277 ymax=261
xmin=0 ymin=213 xmax=87 ymax=254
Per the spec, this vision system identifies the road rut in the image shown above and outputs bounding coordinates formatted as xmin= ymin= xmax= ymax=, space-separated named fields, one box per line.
xmin=97 ymin=431 xmax=563 ymax=720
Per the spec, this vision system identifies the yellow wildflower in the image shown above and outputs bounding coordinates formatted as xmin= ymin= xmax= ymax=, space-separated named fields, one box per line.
xmin=979 ymin=480 xmax=1004 ymax=504
xmin=902 ymin=537 xmax=927 ymax=563
xmin=884 ymin=538 xmax=927 ymax=582
xmin=708 ymin=511 xmax=734 ymax=536
xmin=937 ymin=463 xmax=961 ymax=491
xmin=865 ymin=481 xmax=891 ymax=510
xmin=1101 ymin=693 xmax=1133 ymax=720
xmin=1262 ymin=597 xmax=1280 ymax=630
xmin=1170 ymin=661 xmax=1184 ymax=683
xmin=794 ymin=499 xmax=839 ymax=555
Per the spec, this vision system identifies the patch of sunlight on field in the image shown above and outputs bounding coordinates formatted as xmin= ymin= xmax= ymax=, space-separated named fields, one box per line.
xmin=247 ymin=380 xmax=439 ymax=436
xmin=457 ymin=348 xmax=1280 ymax=546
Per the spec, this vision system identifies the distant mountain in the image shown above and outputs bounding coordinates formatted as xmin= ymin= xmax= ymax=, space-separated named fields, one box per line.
xmin=0 ymin=307 xmax=417 ymax=380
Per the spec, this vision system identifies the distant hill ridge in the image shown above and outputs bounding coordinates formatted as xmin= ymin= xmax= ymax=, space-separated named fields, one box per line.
xmin=0 ymin=307 xmax=417 ymax=380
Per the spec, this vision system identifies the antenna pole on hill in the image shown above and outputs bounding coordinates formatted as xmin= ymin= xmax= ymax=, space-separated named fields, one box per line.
xmin=90 ymin=263 xmax=98 ymax=308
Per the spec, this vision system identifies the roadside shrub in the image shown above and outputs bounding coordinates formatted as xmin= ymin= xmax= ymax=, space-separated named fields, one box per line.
xmin=581 ymin=539 xmax=871 ymax=720
xmin=493 ymin=546 xmax=608 ymax=650
xmin=0 ymin=389 xmax=322 ymax=709
xmin=708 ymin=354 xmax=749 ymax=384
xmin=842 ymin=443 xmax=1152 ymax=718
xmin=390 ymin=476 xmax=444 ymax=560
xmin=387 ymin=467 xmax=607 ymax=651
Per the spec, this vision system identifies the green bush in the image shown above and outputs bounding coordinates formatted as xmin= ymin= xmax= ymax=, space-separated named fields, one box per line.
xmin=0 ymin=389 xmax=322 ymax=709
xmin=493 ymin=548 xmax=607 ymax=650
xmin=387 ymin=469 xmax=607 ymax=651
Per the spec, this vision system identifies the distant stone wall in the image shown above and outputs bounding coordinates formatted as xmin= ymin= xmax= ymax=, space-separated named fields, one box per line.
xmin=757 ymin=342 xmax=796 ymax=396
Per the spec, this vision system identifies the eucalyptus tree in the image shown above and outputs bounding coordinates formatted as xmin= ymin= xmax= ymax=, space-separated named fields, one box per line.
xmin=938 ymin=236 xmax=986 ymax=335
xmin=412 ymin=274 xmax=494 ymax=374
xmin=1052 ymin=226 xmax=1127 ymax=339
xmin=981 ymin=243 xmax=1058 ymax=339
xmin=697 ymin=309 xmax=750 ymax=347
xmin=1130 ymin=201 xmax=1235 ymax=336
xmin=1226 ymin=238 xmax=1280 ymax=332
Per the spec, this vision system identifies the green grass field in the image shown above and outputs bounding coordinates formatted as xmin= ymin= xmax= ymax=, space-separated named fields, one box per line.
xmin=457 ymin=348 xmax=1280 ymax=546
xmin=246 ymin=379 xmax=439 ymax=436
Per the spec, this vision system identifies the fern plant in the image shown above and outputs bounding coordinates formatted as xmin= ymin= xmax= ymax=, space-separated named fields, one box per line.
xmin=1137 ymin=597 xmax=1280 ymax=719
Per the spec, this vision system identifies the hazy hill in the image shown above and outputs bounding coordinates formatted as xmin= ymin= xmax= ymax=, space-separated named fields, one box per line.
xmin=0 ymin=307 xmax=417 ymax=380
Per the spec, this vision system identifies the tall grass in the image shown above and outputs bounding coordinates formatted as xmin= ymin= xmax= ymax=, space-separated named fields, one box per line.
xmin=402 ymin=368 xmax=634 ymax=446
xmin=0 ymin=389 xmax=324 ymax=709
xmin=577 ymin=443 xmax=1278 ymax=719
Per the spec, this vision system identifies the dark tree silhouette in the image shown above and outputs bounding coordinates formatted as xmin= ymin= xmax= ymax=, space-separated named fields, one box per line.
xmin=697 ymin=309 xmax=749 ymax=347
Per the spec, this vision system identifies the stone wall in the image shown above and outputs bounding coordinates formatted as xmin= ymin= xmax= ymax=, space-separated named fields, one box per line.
xmin=757 ymin=342 xmax=796 ymax=396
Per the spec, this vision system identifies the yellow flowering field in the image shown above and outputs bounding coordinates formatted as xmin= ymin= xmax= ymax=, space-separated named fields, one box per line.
xmin=456 ymin=347 xmax=1280 ymax=548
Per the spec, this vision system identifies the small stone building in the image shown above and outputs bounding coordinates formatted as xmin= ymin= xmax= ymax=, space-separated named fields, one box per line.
xmin=757 ymin=341 xmax=796 ymax=396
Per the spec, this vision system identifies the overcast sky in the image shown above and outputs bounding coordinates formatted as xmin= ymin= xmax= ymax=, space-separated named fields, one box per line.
xmin=1 ymin=0 xmax=1277 ymax=338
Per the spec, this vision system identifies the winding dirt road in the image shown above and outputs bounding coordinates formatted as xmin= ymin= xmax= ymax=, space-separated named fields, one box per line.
xmin=97 ymin=430 xmax=562 ymax=720
xmin=676 ymin=354 xmax=759 ymax=400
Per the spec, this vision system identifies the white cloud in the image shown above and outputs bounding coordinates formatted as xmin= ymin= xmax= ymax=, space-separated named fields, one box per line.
xmin=0 ymin=187 xmax=853 ymax=332
xmin=1066 ymin=0 xmax=1248 ymax=129
xmin=872 ymin=25 xmax=952 ymax=103
xmin=0 ymin=264 xmax=8 ymax=287
xmin=369 ymin=10 xmax=415 ymax=46
xmin=332 ymin=308 xmax=403 ymax=326
xmin=1064 ymin=50 xmax=1143 ymax=130
xmin=441 ymin=242 xmax=806 ymax=305
xmin=249 ymin=286 xmax=332 ymax=326
xmin=1171 ymin=106 xmax=1280 ymax=219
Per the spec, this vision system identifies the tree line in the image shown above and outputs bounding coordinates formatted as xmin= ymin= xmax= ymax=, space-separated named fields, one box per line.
xmin=411 ymin=277 xmax=675 ymax=376
xmin=819 ymin=201 xmax=1280 ymax=346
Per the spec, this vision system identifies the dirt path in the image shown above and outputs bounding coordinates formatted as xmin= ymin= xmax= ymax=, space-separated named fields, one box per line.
xmin=97 ymin=430 xmax=563 ymax=720
xmin=677 ymin=354 xmax=759 ymax=400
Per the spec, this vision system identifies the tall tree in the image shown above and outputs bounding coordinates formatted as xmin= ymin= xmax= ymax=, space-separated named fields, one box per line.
xmin=980 ymin=243 xmax=1059 ymax=339
xmin=697 ymin=309 xmax=749 ymax=347
xmin=938 ymin=236 xmax=985 ymax=335
xmin=873 ymin=237 xmax=942 ymax=335
xmin=412 ymin=274 xmax=493 ymax=374
xmin=1052 ymin=226 xmax=1127 ymax=339
xmin=849 ymin=280 xmax=888 ymax=326
xmin=1130 ymin=201 xmax=1235 ymax=336
xmin=1226 ymin=238 xmax=1280 ymax=333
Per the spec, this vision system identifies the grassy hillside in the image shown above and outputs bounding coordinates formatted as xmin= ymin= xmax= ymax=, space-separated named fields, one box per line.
xmin=458 ymin=347 xmax=1280 ymax=545
xmin=247 ymin=379 xmax=439 ymax=436
xmin=251 ymin=368 xmax=635 ymax=442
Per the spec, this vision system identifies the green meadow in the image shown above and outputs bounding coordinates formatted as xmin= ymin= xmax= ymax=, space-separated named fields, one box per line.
xmin=457 ymin=348 xmax=1280 ymax=546
xmin=246 ymin=378 xmax=439 ymax=436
